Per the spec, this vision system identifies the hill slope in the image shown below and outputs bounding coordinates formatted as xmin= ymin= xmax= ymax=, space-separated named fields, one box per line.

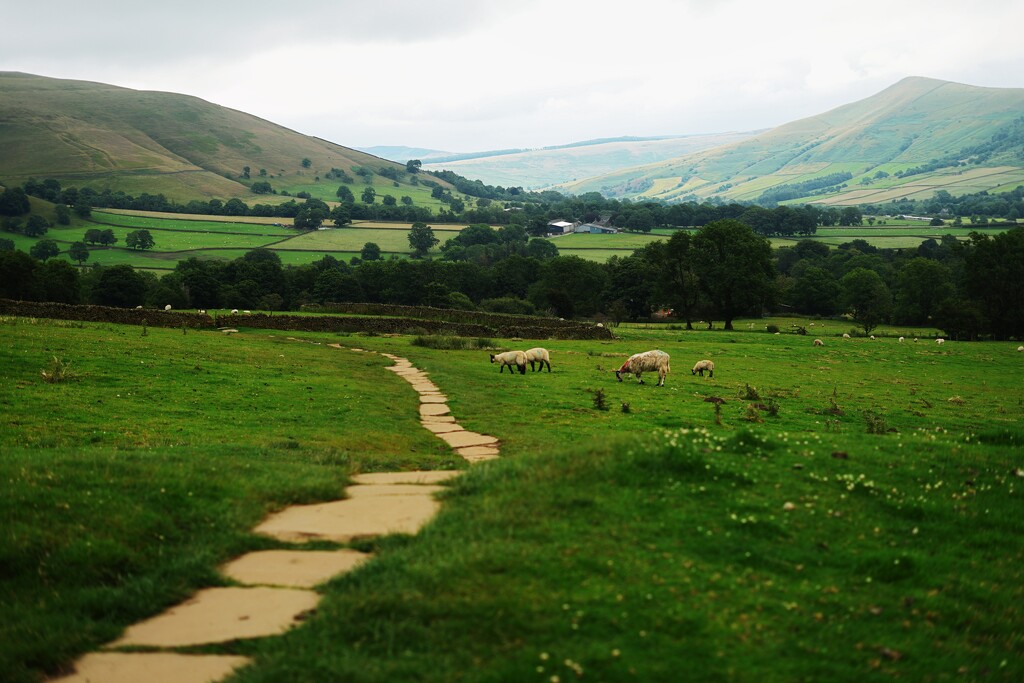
xmin=421 ymin=132 xmax=756 ymax=190
xmin=560 ymin=77 xmax=1024 ymax=204
xmin=0 ymin=72 xmax=417 ymax=200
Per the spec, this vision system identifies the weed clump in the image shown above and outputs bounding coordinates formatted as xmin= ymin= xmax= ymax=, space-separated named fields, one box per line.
xmin=740 ymin=383 xmax=761 ymax=401
xmin=863 ymin=410 xmax=895 ymax=434
xmin=620 ymin=401 xmax=631 ymax=414
xmin=41 ymin=356 xmax=77 ymax=383
xmin=591 ymin=388 xmax=609 ymax=411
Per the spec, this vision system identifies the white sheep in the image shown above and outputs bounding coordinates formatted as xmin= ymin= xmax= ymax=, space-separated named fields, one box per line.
xmin=899 ymin=336 xmax=904 ymax=343
xmin=691 ymin=359 xmax=715 ymax=378
xmin=523 ymin=347 xmax=551 ymax=372
xmin=936 ymin=338 xmax=945 ymax=345
xmin=616 ymin=350 xmax=671 ymax=386
xmin=870 ymin=335 xmax=876 ymax=340
xmin=231 ymin=309 xmax=239 ymax=314
xmin=813 ymin=339 xmax=824 ymax=347
xmin=164 ymin=304 xmax=172 ymax=311
xmin=243 ymin=310 xmax=251 ymax=314
xmin=490 ymin=350 xmax=526 ymax=375
xmin=1017 ymin=346 xmax=1023 ymax=352
xmin=843 ymin=333 xmax=851 ymax=339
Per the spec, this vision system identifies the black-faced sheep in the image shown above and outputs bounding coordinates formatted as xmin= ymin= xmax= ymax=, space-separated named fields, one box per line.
xmin=490 ymin=351 xmax=526 ymax=375
xmin=616 ymin=350 xmax=671 ymax=386
xmin=691 ymin=359 xmax=715 ymax=378
xmin=523 ymin=347 xmax=551 ymax=372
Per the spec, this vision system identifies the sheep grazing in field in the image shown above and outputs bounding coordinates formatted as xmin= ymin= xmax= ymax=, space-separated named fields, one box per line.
xmin=523 ymin=347 xmax=551 ymax=372
xmin=899 ymin=337 xmax=905 ymax=343
xmin=813 ymin=339 xmax=824 ymax=347
xmin=870 ymin=335 xmax=876 ymax=340
xmin=1017 ymin=346 xmax=1023 ymax=352
xmin=231 ymin=309 xmax=239 ymax=314
xmin=936 ymin=338 xmax=945 ymax=345
xmin=843 ymin=333 xmax=851 ymax=339
xmin=164 ymin=304 xmax=172 ymax=311
xmin=616 ymin=350 xmax=671 ymax=386
xmin=691 ymin=359 xmax=715 ymax=378
xmin=490 ymin=350 xmax=526 ymax=375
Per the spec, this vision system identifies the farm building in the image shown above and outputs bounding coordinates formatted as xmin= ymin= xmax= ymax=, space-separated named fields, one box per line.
xmin=547 ymin=219 xmax=577 ymax=234
xmin=573 ymin=223 xmax=619 ymax=234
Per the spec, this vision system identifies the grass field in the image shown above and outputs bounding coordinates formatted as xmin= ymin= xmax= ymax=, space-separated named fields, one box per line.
xmin=2 ymin=316 xmax=1022 ymax=682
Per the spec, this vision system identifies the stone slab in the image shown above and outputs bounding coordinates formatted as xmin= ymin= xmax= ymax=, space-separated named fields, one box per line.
xmin=419 ymin=394 xmax=448 ymax=403
xmin=438 ymin=431 xmax=499 ymax=448
xmin=255 ymin=494 xmax=442 ymax=542
xmin=344 ymin=484 xmax=445 ymax=498
xmin=350 ymin=471 xmax=461 ymax=485
xmin=462 ymin=453 xmax=501 ymax=463
xmin=420 ymin=414 xmax=457 ymax=424
xmin=52 ymin=652 xmax=250 ymax=683
xmin=419 ymin=403 xmax=451 ymax=417
xmin=221 ymin=549 xmax=370 ymax=588
xmin=113 ymin=587 xmax=318 ymax=647
xmin=410 ymin=383 xmax=440 ymax=393
xmin=422 ymin=422 xmax=464 ymax=434
xmin=457 ymin=446 xmax=501 ymax=458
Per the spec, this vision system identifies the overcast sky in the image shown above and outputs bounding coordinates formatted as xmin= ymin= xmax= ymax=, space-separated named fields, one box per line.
xmin=3 ymin=0 xmax=1022 ymax=152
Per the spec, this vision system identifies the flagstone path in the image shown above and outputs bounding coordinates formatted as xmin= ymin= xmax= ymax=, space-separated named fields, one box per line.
xmin=51 ymin=346 xmax=498 ymax=683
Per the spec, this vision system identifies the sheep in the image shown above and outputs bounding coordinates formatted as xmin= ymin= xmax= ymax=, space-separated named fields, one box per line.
xmin=691 ymin=359 xmax=715 ymax=378
xmin=164 ymin=304 xmax=172 ymax=311
xmin=899 ymin=336 xmax=905 ymax=343
xmin=490 ymin=350 xmax=526 ymax=375
xmin=231 ymin=309 xmax=239 ymax=314
xmin=870 ymin=335 xmax=876 ymax=340
xmin=1018 ymin=346 xmax=1023 ymax=352
xmin=843 ymin=333 xmax=851 ymax=339
xmin=616 ymin=350 xmax=671 ymax=386
xmin=936 ymin=338 xmax=945 ymax=345
xmin=523 ymin=347 xmax=551 ymax=372
xmin=813 ymin=339 xmax=824 ymax=347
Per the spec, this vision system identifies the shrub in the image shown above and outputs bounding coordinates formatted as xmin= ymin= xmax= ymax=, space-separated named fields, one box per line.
xmin=740 ymin=384 xmax=761 ymax=401
xmin=766 ymin=324 xmax=780 ymax=333
xmin=591 ymin=388 xmax=609 ymax=411
xmin=40 ymin=356 xmax=76 ymax=383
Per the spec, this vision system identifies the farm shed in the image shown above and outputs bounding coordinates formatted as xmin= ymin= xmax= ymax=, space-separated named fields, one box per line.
xmin=573 ymin=223 xmax=619 ymax=234
xmin=547 ymin=220 xmax=577 ymax=234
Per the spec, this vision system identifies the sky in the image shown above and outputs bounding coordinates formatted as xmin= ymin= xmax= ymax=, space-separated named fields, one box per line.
xmin=3 ymin=0 xmax=1023 ymax=152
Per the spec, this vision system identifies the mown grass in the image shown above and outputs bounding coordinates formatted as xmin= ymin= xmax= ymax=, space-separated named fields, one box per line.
xmin=2 ymin=318 xmax=1022 ymax=682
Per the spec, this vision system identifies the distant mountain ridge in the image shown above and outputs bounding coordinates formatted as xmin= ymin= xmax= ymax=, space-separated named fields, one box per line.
xmin=0 ymin=72 xmax=415 ymax=200
xmin=559 ymin=77 xmax=1024 ymax=205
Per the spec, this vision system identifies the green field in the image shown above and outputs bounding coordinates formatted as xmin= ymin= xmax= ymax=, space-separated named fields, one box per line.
xmin=2 ymin=316 xmax=1022 ymax=682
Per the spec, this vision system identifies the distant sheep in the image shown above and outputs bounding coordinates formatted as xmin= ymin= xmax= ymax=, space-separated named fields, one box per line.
xmin=691 ymin=359 xmax=715 ymax=378
xmin=843 ymin=333 xmax=851 ymax=339
xmin=523 ymin=347 xmax=551 ymax=372
xmin=870 ymin=335 xmax=876 ymax=340
xmin=231 ymin=309 xmax=239 ymax=314
xmin=899 ymin=336 xmax=905 ymax=343
xmin=936 ymin=338 xmax=945 ymax=345
xmin=813 ymin=339 xmax=824 ymax=347
xmin=490 ymin=351 xmax=526 ymax=375
xmin=616 ymin=350 xmax=671 ymax=386
xmin=1018 ymin=346 xmax=1023 ymax=352
xmin=164 ymin=305 xmax=172 ymax=311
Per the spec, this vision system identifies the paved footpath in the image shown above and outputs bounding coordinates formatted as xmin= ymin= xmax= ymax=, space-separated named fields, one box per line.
xmin=52 ymin=347 xmax=497 ymax=683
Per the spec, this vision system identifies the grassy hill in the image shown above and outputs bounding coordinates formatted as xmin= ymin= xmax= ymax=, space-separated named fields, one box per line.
xmin=0 ymin=72 xmax=440 ymax=202
xmin=560 ymin=77 xmax=1024 ymax=205
xmin=422 ymin=133 xmax=756 ymax=190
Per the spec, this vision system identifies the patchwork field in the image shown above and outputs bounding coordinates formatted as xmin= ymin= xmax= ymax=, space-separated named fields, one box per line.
xmin=2 ymin=315 xmax=1022 ymax=682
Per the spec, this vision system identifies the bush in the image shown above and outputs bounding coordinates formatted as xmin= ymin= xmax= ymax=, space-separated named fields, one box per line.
xmin=40 ymin=356 xmax=77 ymax=383
xmin=411 ymin=335 xmax=492 ymax=350
xmin=766 ymin=324 xmax=780 ymax=334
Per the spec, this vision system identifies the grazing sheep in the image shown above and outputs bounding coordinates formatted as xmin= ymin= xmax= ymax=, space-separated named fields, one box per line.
xmin=164 ymin=304 xmax=172 ymax=311
xmin=1018 ymin=346 xmax=1023 ymax=352
xmin=813 ymin=339 xmax=824 ymax=347
xmin=616 ymin=350 xmax=671 ymax=386
xmin=936 ymin=338 xmax=945 ymax=345
xmin=523 ymin=347 xmax=551 ymax=372
xmin=243 ymin=310 xmax=251 ymax=314
xmin=843 ymin=333 xmax=851 ymax=339
xmin=490 ymin=350 xmax=526 ymax=375
xmin=899 ymin=336 xmax=905 ymax=343
xmin=135 ymin=305 xmax=143 ymax=310
xmin=870 ymin=335 xmax=876 ymax=340
xmin=231 ymin=309 xmax=239 ymax=314
xmin=691 ymin=359 xmax=715 ymax=378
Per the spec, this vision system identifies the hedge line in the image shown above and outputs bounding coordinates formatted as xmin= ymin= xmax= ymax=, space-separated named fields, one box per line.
xmin=0 ymin=300 xmax=614 ymax=340
xmin=308 ymin=302 xmax=603 ymax=332
xmin=0 ymin=299 xmax=215 ymax=328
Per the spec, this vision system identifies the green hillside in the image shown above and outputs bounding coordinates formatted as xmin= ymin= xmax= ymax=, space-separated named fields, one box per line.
xmin=560 ymin=77 xmax=1024 ymax=205
xmin=0 ymin=72 xmax=432 ymax=201
xmin=422 ymin=132 xmax=756 ymax=190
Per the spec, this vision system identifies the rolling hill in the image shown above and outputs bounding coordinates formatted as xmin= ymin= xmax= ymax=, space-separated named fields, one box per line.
xmin=559 ymin=77 xmax=1024 ymax=205
xmin=419 ymin=133 xmax=756 ymax=190
xmin=0 ymin=72 xmax=428 ymax=201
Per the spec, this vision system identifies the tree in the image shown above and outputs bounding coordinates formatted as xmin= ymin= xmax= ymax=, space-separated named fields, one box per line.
xmin=29 ymin=239 xmax=60 ymax=261
xmin=0 ymin=187 xmax=30 ymax=216
xmin=838 ymin=207 xmax=863 ymax=226
xmin=74 ymin=201 xmax=92 ymax=218
xmin=54 ymin=204 xmax=71 ymax=225
xmin=691 ymin=220 xmax=775 ymax=330
xmin=336 ymin=185 xmax=355 ymax=203
xmin=406 ymin=159 xmax=422 ymax=174
xmin=408 ymin=222 xmax=439 ymax=257
xmin=84 ymin=228 xmax=103 ymax=245
xmin=125 ymin=229 xmax=155 ymax=250
xmin=294 ymin=205 xmax=327 ymax=230
xmin=98 ymin=229 xmax=117 ymax=246
xmin=23 ymin=215 xmax=51 ymax=237
xmin=382 ymin=194 xmax=397 ymax=206
xmin=69 ymin=241 xmax=90 ymax=266
xmin=790 ymin=266 xmax=840 ymax=315
xmin=95 ymin=265 xmax=147 ymax=307
xmin=301 ymin=158 xmax=312 ymax=169
xmin=840 ymin=267 xmax=893 ymax=334
xmin=0 ymin=238 xmax=13 ymax=251
xmin=360 ymin=242 xmax=382 ymax=261
xmin=894 ymin=258 xmax=953 ymax=325
xmin=361 ymin=187 xmax=376 ymax=204
xmin=330 ymin=204 xmax=351 ymax=227
xmin=251 ymin=181 xmax=273 ymax=194
xmin=401 ymin=195 xmax=413 ymax=206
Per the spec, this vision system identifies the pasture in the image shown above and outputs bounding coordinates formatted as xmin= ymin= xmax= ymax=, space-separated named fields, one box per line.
xmin=1 ymin=315 xmax=1022 ymax=682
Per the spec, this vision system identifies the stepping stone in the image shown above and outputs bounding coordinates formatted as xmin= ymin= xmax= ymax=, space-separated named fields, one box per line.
xmin=221 ymin=550 xmax=370 ymax=588
xmin=344 ymin=484 xmax=445 ymax=498
xmin=350 ymin=471 xmax=460 ymax=485
xmin=462 ymin=452 xmax=501 ymax=463
xmin=254 ymin=494 xmax=442 ymax=543
xmin=113 ymin=587 xmax=319 ymax=647
xmin=420 ymin=414 xmax=456 ymax=424
xmin=438 ymin=431 xmax=499 ymax=449
xmin=51 ymin=652 xmax=250 ymax=683
xmin=419 ymin=394 xmax=448 ymax=403
xmin=410 ymin=383 xmax=440 ymax=393
xmin=457 ymin=446 xmax=501 ymax=458
xmin=422 ymin=422 xmax=464 ymax=434
xmin=420 ymin=403 xmax=451 ymax=417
